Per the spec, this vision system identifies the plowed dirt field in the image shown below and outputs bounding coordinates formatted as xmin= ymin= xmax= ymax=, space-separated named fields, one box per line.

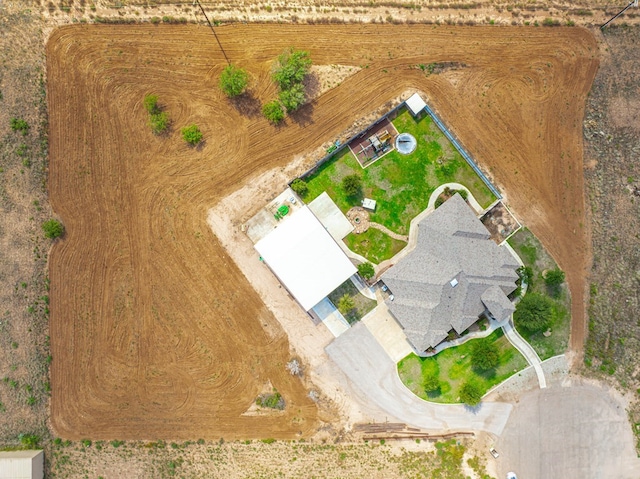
xmin=47 ymin=24 xmax=597 ymax=439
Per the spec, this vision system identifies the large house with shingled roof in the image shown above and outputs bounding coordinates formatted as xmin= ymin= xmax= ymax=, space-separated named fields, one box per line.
xmin=381 ymin=194 xmax=519 ymax=352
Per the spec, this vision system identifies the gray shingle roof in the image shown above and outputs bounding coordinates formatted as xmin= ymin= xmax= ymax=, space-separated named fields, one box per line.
xmin=381 ymin=194 xmax=519 ymax=351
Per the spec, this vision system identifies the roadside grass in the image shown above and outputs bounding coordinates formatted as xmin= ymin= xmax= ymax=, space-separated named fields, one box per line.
xmin=508 ymin=228 xmax=571 ymax=360
xmin=343 ymin=228 xmax=407 ymax=264
xmin=397 ymin=329 xmax=527 ymax=404
xmin=328 ymin=278 xmax=377 ymax=323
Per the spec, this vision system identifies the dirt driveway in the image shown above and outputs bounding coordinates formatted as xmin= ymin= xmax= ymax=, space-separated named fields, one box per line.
xmin=497 ymin=379 xmax=640 ymax=478
xmin=326 ymin=322 xmax=513 ymax=435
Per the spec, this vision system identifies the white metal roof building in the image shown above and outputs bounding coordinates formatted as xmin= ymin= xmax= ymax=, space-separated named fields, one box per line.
xmin=405 ymin=93 xmax=427 ymax=116
xmin=255 ymin=206 xmax=357 ymax=311
xmin=0 ymin=450 xmax=44 ymax=479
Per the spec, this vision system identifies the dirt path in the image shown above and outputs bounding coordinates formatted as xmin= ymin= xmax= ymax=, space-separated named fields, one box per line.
xmin=47 ymin=24 xmax=597 ymax=439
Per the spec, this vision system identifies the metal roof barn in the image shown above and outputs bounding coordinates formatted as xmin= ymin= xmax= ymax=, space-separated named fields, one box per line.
xmin=0 ymin=450 xmax=44 ymax=479
xmin=255 ymin=206 xmax=357 ymax=311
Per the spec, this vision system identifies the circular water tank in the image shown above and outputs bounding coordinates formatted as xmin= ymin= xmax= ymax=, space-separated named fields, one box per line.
xmin=395 ymin=133 xmax=417 ymax=155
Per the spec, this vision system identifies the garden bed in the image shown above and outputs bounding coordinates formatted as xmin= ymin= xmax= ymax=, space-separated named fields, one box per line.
xmin=397 ymin=329 xmax=527 ymax=404
xmin=327 ymin=278 xmax=377 ymax=324
xmin=508 ymin=228 xmax=571 ymax=360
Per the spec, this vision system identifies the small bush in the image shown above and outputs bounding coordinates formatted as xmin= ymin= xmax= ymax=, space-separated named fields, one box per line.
xmin=290 ymin=178 xmax=308 ymax=196
xmin=256 ymin=390 xmax=285 ymax=410
xmin=459 ymin=380 xmax=483 ymax=406
xmin=143 ymin=94 xmax=160 ymax=114
xmin=181 ymin=124 xmax=203 ymax=145
xmin=544 ymin=268 xmax=565 ymax=286
xmin=263 ymin=100 xmax=285 ymax=124
xmin=342 ymin=174 xmax=362 ymax=197
xmin=42 ymin=219 xmax=64 ymax=239
xmin=278 ymin=83 xmax=306 ymax=112
xmin=424 ymin=374 xmax=440 ymax=393
xmin=219 ymin=64 xmax=249 ymax=98
xmin=19 ymin=434 xmax=40 ymax=449
xmin=471 ymin=338 xmax=499 ymax=370
xmin=514 ymin=292 xmax=555 ymax=333
xmin=337 ymin=294 xmax=355 ymax=315
xmin=149 ymin=112 xmax=169 ymax=135
xmin=357 ymin=262 xmax=375 ymax=280
xmin=10 ymin=118 xmax=29 ymax=136
xmin=110 ymin=440 xmax=124 ymax=448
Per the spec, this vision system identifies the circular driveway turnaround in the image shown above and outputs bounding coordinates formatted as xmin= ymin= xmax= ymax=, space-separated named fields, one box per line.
xmin=497 ymin=381 xmax=640 ymax=479
xmin=326 ymin=322 xmax=513 ymax=435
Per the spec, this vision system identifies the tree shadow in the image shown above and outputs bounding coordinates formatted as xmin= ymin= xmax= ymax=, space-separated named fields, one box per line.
xmin=303 ymin=72 xmax=321 ymax=101
xmin=229 ymin=92 xmax=263 ymax=118
xmin=289 ymin=101 xmax=315 ymax=127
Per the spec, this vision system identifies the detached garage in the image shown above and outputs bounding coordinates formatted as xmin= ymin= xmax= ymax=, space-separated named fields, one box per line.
xmin=255 ymin=206 xmax=356 ymax=311
xmin=0 ymin=450 xmax=44 ymax=479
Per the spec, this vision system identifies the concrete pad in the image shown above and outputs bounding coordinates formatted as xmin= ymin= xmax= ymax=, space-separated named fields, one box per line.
xmin=245 ymin=208 xmax=277 ymax=243
xmin=362 ymin=304 xmax=413 ymax=362
xmin=312 ymin=298 xmax=349 ymax=337
xmin=326 ymin=322 xmax=513 ymax=435
xmin=308 ymin=192 xmax=354 ymax=241
xmin=498 ymin=381 xmax=640 ymax=479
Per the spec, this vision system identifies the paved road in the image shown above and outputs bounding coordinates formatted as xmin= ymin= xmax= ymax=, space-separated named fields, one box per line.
xmin=326 ymin=322 xmax=513 ymax=435
xmin=498 ymin=381 xmax=640 ymax=479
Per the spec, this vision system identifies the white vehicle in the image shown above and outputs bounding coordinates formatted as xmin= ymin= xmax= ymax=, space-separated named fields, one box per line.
xmin=489 ymin=447 xmax=499 ymax=459
xmin=506 ymin=473 xmax=518 ymax=479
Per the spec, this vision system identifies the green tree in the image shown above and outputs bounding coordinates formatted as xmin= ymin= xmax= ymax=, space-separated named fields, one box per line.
xmin=471 ymin=338 xmax=499 ymax=371
xmin=143 ymin=94 xmax=160 ymax=114
xmin=342 ymin=174 xmax=362 ymax=197
xmin=181 ymin=124 xmax=203 ymax=145
xmin=357 ymin=262 xmax=375 ymax=280
xmin=219 ymin=64 xmax=249 ymax=98
xmin=290 ymin=178 xmax=308 ymax=197
xmin=42 ymin=219 xmax=64 ymax=239
xmin=544 ymin=268 xmax=565 ymax=297
xmin=459 ymin=380 xmax=483 ymax=406
xmin=278 ymin=83 xmax=306 ymax=112
xmin=424 ymin=374 xmax=440 ymax=393
xmin=262 ymin=100 xmax=285 ymax=124
xmin=544 ymin=268 xmax=565 ymax=286
xmin=272 ymin=48 xmax=312 ymax=91
xmin=514 ymin=292 xmax=555 ymax=333
xmin=19 ymin=434 xmax=40 ymax=449
xmin=337 ymin=294 xmax=355 ymax=315
xmin=148 ymin=112 xmax=169 ymax=135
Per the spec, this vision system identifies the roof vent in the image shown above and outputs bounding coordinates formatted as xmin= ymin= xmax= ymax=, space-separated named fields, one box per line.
xmin=450 ymin=278 xmax=459 ymax=288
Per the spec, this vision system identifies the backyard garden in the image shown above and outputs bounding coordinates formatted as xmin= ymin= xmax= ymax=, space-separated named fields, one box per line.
xmin=299 ymin=107 xmax=496 ymax=264
xmin=397 ymin=329 xmax=527 ymax=405
xmin=508 ymin=228 xmax=571 ymax=360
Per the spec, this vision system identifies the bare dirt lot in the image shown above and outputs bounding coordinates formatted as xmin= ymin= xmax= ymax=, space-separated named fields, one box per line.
xmin=47 ymin=24 xmax=597 ymax=440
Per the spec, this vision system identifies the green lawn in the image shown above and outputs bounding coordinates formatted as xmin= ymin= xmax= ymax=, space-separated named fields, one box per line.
xmin=397 ymin=329 xmax=527 ymax=404
xmin=303 ymin=108 xmax=496 ymax=237
xmin=343 ymin=228 xmax=407 ymax=264
xmin=508 ymin=228 xmax=571 ymax=360
xmin=327 ymin=279 xmax=378 ymax=324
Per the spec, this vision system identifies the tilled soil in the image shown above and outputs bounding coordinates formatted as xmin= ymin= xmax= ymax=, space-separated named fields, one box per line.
xmin=47 ymin=24 xmax=597 ymax=439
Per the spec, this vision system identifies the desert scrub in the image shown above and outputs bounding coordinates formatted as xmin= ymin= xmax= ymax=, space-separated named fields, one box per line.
xmin=42 ymin=219 xmax=64 ymax=239
xmin=256 ymin=389 xmax=285 ymax=410
xmin=181 ymin=124 xmax=203 ymax=145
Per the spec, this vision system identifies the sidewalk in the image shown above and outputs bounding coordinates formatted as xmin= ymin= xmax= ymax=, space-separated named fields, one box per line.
xmin=502 ymin=318 xmax=547 ymax=389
